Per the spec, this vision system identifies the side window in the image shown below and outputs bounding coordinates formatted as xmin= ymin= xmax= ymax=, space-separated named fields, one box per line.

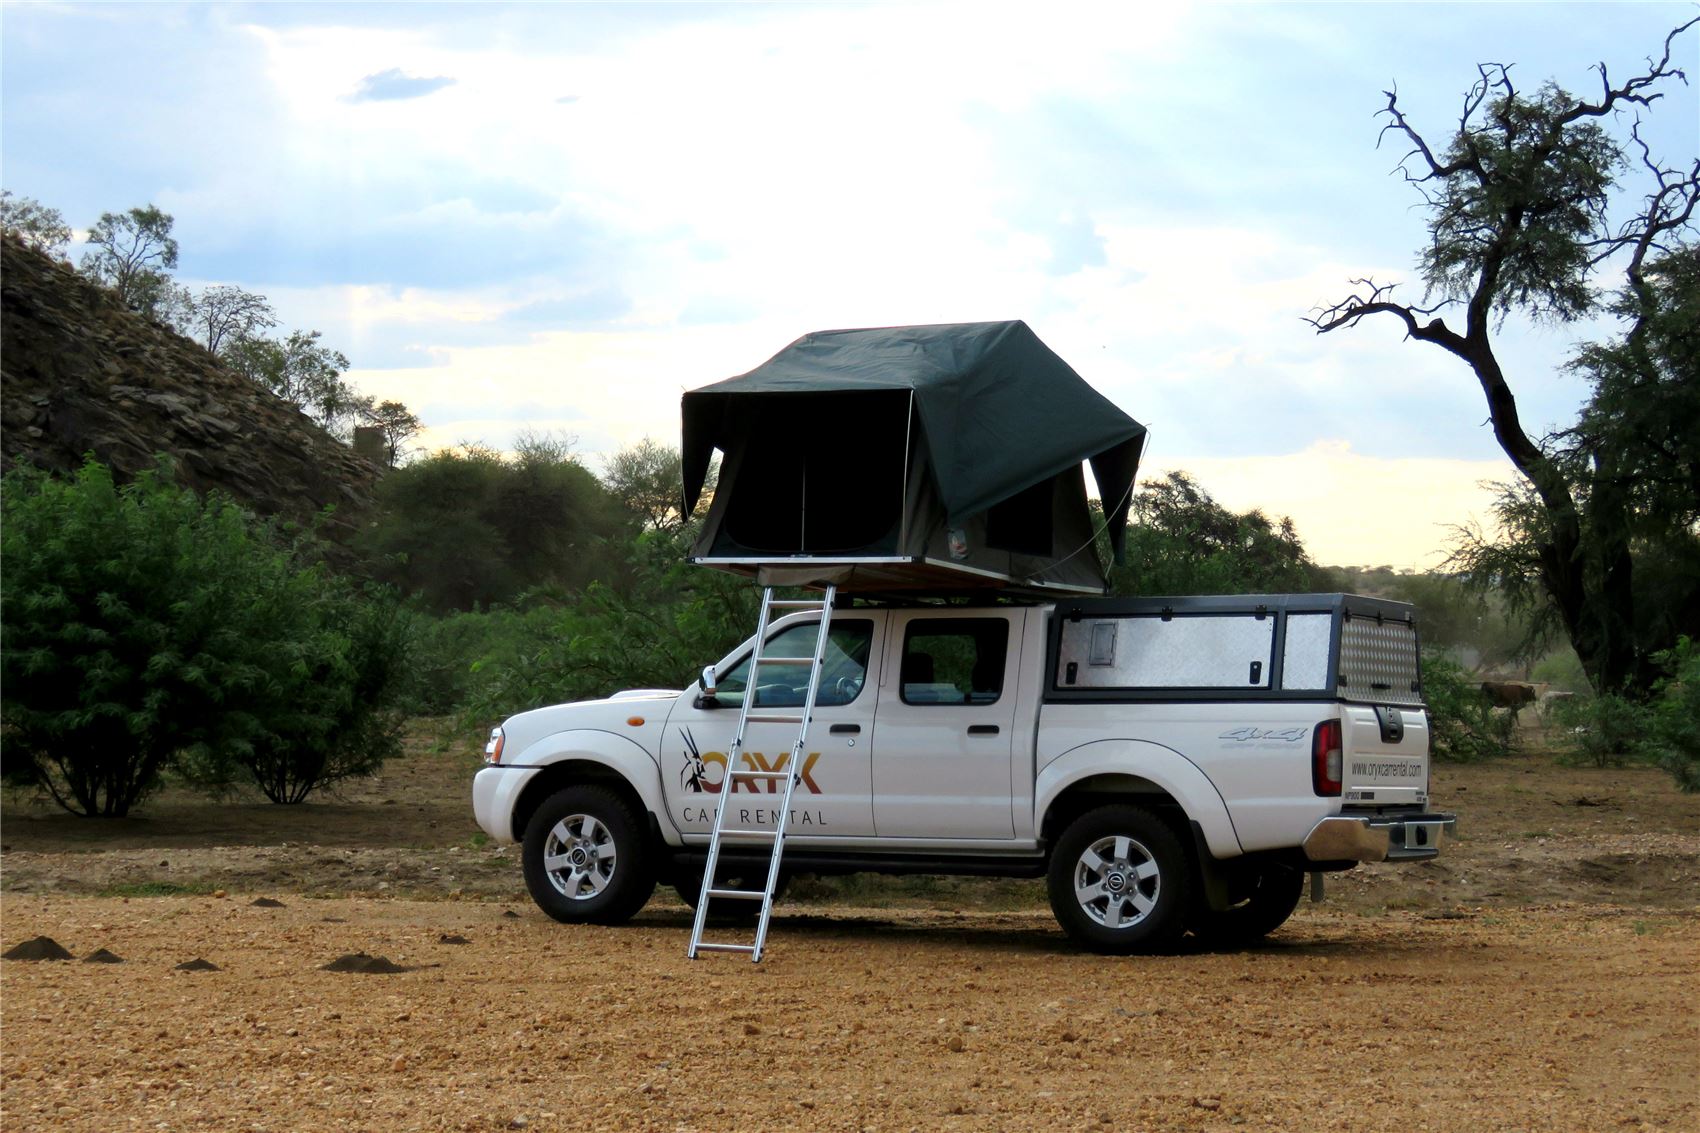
xmin=714 ymin=619 xmax=873 ymax=708
xmin=900 ymin=618 xmax=1009 ymax=705
xmin=1055 ymin=614 xmax=1274 ymax=689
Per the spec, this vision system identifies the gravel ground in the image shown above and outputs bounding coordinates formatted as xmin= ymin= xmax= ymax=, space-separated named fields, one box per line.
xmin=3 ymin=896 xmax=1696 ymax=1132
xmin=4 ymin=729 xmax=1697 ymax=1130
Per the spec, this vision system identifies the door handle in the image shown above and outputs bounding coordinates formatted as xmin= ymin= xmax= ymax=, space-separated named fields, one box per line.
xmin=829 ymin=723 xmax=861 ymax=735
xmin=967 ymin=724 xmax=1000 ymax=736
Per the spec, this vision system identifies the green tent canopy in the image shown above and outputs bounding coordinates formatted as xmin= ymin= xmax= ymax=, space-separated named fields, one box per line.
xmin=681 ymin=320 xmax=1146 ymax=595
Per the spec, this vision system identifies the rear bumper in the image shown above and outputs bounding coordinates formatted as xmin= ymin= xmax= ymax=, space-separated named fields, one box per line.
xmin=1303 ymin=812 xmax=1456 ymax=863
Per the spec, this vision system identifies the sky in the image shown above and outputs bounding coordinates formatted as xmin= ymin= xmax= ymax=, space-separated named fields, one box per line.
xmin=3 ymin=2 xmax=1696 ymax=567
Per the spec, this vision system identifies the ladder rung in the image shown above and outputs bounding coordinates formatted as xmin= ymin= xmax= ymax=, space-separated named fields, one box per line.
xmin=694 ymin=942 xmax=756 ymax=954
xmin=729 ymin=769 xmax=791 ymax=781
xmin=706 ymin=887 xmax=765 ymax=900
xmin=745 ymin=714 xmax=804 ymax=724
xmin=755 ymin=656 xmax=814 ymax=666
xmin=768 ymin=599 xmax=826 ymax=608
xmin=719 ymin=827 xmax=778 ymax=840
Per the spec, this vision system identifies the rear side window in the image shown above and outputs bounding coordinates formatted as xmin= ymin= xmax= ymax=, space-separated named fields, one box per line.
xmin=1338 ymin=614 xmax=1422 ymax=705
xmin=901 ymin=619 xmax=1008 ymax=705
xmin=1056 ymin=614 xmax=1274 ymax=690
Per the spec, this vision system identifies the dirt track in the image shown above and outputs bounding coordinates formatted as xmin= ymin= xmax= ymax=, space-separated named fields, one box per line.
xmin=4 ymin=732 xmax=1698 ymax=1131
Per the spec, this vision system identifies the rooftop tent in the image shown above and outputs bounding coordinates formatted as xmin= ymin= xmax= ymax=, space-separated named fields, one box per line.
xmin=682 ymin=321 xmax=1146 ymax=595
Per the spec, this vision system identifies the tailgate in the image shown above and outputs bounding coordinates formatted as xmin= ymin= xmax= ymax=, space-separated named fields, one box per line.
xmin=1340 ymin=704 xmax=1429 ymax=806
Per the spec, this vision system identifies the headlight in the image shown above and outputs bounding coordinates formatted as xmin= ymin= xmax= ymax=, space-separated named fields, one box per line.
xmin=484 ymin=726 xmax=505 ymax=765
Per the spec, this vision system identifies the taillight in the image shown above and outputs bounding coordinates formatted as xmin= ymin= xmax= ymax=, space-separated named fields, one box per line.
xmin=1312 ymin=719 xmax=1342 ymax=797
xmin=484 ymin=727 xmax=505 ymax=765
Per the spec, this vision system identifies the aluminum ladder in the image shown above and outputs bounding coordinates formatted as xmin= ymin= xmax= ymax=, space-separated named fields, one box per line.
xmin=687 ymin=584 xmax=836 ymax=962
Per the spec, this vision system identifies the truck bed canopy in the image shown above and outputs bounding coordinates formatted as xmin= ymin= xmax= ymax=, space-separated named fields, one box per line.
xmin=681 ymin=320 xmax=1146 ymax=595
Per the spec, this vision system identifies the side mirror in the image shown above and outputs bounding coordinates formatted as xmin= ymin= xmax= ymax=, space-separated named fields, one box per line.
xmin=694 ymin=664 xmax=719 ymax=709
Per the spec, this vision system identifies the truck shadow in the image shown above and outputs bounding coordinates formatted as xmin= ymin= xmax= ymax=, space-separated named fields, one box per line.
xmin=631 ymin=907 xmax=1422 ymax=959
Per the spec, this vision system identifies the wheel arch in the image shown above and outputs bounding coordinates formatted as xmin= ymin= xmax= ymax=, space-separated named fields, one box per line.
xmin=1036 ymin=739 xmax=1242 ymax=859
xmin=506 ymin=730 xmax=666 ymax=846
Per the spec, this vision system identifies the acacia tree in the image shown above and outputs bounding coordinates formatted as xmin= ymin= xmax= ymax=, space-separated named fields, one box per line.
xmin=223 ymin=329 xmax=359 ymax=433
xmin=180 ymin=284 xmax=277 ymax=354
xmin=0 ymin=190 xmax=72 ymax=256
xmin=80 ymin=204 xmax=179 ymax=317
xmin=1108 ymin=472 xmax=1336 ymax=597
xmin=1309 ymin=19 xmax=1699 ymax=695
xmin=361 ymin=399 xmax=424 ymax=467
xmin=603 ymin=438 xmax=697 ymax=531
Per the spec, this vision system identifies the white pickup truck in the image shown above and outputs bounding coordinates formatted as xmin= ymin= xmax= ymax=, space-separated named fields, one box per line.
xmin=472 ymin=593 xmax=1455 ymax=953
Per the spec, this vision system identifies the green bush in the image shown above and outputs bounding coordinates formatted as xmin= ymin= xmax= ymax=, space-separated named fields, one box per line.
xmin=359 ymin=441 xmax=631 ymax=613
xmin=209 ymin=584 xmax=410 ymax=804
xmin=1421 ymin=651 xmax=1517 ymax=762
xmin=1 ymin=458 xmax=403 ymax=814
xmin=458 ymin=528 xmax=760 ymax=723
xmin=1644 ymin=637 xmax=1700 ymax=792
xmin=1547 ymin=692 xmax=1648 ymax=768
xmin=395 ymin=606 xmax=532 ymax=716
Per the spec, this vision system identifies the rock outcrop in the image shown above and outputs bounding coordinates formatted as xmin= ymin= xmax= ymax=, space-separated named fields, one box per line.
xmin=1 ymin=236 xmax=377 ymax=540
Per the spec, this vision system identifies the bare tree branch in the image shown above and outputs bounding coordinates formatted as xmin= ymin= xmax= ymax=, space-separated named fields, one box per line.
xmin=1564 ymin=14 xmax=1696 ymax=123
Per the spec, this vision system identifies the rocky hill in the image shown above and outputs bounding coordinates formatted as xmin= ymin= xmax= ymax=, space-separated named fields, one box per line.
xmin=0 ymin=236 xmax=377 ymax=540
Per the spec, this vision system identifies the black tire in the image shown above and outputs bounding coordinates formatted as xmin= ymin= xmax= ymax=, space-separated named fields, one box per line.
xmin=1189 ymin=864 xmax=1304 ymax=947
xmin=1046 ymin=805 xmax=1190 ymax=954
xmin=670 ymin=865 xmax=790 ymax=922
xmin=522 ymin=786 xmax=655 ymax=925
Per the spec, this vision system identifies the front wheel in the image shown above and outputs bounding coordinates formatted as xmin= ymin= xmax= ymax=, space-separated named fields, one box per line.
xmin=1047 ymin=805 xmax=1190 ymax=954
xmin=522 ymin=786 xmax=655 ymax=925
xmin=1189 ymin=864 xmax=1304 ymax=947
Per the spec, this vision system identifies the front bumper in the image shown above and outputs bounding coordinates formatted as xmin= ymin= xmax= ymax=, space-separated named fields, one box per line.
xmin=1303 ymin=812 xmax=1456 ymax=863
xmin=472 ymin=765 xmax=541 ymax=844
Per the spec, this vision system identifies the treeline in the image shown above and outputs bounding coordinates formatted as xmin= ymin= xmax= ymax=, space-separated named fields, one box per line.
xmin=7 ymin=435 xmax=1696 ymax=818
xmin=0 ymin=191 xmax=421 ymax=463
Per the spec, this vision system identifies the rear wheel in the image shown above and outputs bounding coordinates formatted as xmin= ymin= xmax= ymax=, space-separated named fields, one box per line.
xmin=1047 ymin=805 xmax=1189 ymax=954
xmin=522 ymin=786 xmax=655 ymax=925
xmin=1190 ymin=864 xmax=1305 ymax=947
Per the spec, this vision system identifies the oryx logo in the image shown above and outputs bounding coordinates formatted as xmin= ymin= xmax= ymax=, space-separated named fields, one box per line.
xmin=1219 ymin=726 xmax=1308 ymax=743
xmin=680 ymin=728 xmax=712 ymax=793
xmin=677 ymin=727 xmax=823 ymax=794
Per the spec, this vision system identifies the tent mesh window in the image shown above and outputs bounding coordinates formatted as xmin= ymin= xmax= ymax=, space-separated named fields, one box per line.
xmin=721 ymin=392 xmax=909 ymax=555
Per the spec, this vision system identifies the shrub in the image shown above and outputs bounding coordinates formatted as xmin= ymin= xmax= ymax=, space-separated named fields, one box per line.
xmin=459 ymin=528 xmax=760 ymax=723
xmin=1421 ymin=651 xmax=1517 ymax=762
xmin=1547 ymin=692 xmax=1649 ymax=768
xmin=1644 ymin=637 xmax=1700 ymax=792
xmin=213 ymin=584 xmax=411 ymax=804
xmin=396 ymin=607 xmax=529 ymax=716
xmin=358 ymin=441 xmax=632 ymax=613
xmin=1 ymin=458 xmax=404 ymax=814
